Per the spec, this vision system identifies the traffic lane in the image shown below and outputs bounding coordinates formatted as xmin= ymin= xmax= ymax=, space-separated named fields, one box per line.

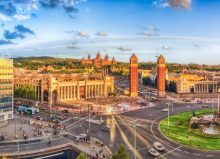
xmin=121 ymin=102 xmax=210 ymax=121
xmin=0 ymin=145 xmax=18 ymax=154
xmin=18 ymin=136 xmax=69 ymax=152
xmin=150 ymin=113 xmax=220 ymax=159
xmin=116 ymin=115 xmax=178 ymax=159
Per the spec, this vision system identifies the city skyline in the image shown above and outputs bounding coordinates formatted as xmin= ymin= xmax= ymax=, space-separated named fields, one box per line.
xmin=0 ymin=0 xmax=220 ymax=64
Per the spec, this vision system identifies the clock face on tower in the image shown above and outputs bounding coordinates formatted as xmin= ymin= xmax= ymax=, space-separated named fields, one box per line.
xmin=131 ymin=59 xmax=137 ymax=64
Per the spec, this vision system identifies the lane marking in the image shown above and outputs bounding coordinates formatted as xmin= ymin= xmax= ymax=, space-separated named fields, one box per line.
xmin=155 ymin=145 xmax=182 ymax=159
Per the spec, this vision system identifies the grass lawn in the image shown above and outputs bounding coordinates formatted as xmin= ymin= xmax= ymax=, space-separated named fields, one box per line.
xmin=160 ymin=109 xmax=220 ymax=150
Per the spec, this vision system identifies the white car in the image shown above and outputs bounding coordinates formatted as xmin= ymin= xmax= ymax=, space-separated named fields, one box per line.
xmin=80 ymin=134 xmax=87 ymax=139
xmin=153 ymin=142 xmax=165 ymax=152
xmin=162 ymin=108 xmax=169 ymax=112
xmin=149 ymin=148 xmax=160 ymax=157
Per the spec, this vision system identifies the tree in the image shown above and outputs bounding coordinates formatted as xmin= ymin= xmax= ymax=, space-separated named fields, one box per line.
xmin=192 ymin=109 xmax=196 ymax=116
xmin=14 ymin=85 xmax=37 ymax=100
xmin=112 ymin=145 xmax=128 ymax=159
xmin=76 ymin=152 xmax=86 ymax=159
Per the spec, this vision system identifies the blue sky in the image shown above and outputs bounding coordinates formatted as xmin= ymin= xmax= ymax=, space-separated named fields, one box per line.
xmin=0 ymin=0 xmax=220 ymax=64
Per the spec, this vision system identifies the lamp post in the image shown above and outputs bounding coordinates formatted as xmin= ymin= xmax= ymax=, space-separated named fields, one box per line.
xmin=167 ymin=103 xmax=170 ymax=135
xmin=80 ymin=125 xmax=87 ymax=159
xmin=88 ymin=104 xmax=91 ymax=133
xmin=133 ymin=120 xmax=137 ymax=159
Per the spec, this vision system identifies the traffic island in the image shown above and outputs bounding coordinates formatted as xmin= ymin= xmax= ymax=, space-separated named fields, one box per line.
xmin=159 ymin=109 xmax=220 ymax=150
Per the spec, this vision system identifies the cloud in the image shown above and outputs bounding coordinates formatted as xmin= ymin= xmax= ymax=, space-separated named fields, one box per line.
xmin=3 ymin=25 xmax=35 ymax=40
xmin=162 ymin=45 xmax=172 ymax=50
xmin=64 ymin=30 xmax=75 ymax=34
xmin=96 ymin=32 xmax=108 ymax=37
xmin=0 ymin=13 xmax=11 ymax=21
xmin=137 ymin=25 xmax=160 ymax=36
xmin=137 ymin=32 xmax=157 ymax=36
xmin=13 ymin=14 xmax=30 ymax=21
xmin=62 ymin=6 xmax=79 ymax=13
xmin=76 ymin=31 xmax=89 ymax=38
xmin=66 ymin=45 xmax=80 ymax=49
xmin=0 ymin=0 xmax=85 ymax=22
xmin=68 ymin=14 xmax=76 ymax=19
xmin=4 ymin=30 xmax=25 ymax=40
xmin=31 ymin=13 xmax=37 ymax=18
xmin=0 ymin=39 xmax=13 ymax=45
xmin=117 ymin=47 xmax=132 ymax=52
xmin=193 ymin=44 xmax=200 ymax=48
xmin=0 ymin=2 xmax=16 ymax=16
xmin=14 ymin=25 xmax=35 ymax=35
xmin=153 ymin=0 xmax=192 ymax=10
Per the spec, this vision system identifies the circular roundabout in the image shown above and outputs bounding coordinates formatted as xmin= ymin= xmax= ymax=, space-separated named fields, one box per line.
xmin=159 ymin=109 xmax=220 ymax=150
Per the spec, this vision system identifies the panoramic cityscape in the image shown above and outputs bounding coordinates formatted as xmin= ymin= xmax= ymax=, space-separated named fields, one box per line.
xmin=1 ymin=0 xmax=220 ymax=159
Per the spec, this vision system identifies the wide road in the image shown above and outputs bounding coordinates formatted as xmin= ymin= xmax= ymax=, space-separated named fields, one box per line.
xmin=68 ymin=101 xmax=220 ymax=159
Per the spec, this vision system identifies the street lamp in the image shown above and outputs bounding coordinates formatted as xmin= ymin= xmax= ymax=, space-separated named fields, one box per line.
xmin=79 ymin=125 xmax=87 ymax=159
xmin=167 ymin=103 xmax=170 ymax=135
xmin=133 ymin=120 xmax=137 ymax=159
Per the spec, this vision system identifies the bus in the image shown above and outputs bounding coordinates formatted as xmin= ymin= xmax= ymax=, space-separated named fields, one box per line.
xmin=17 ymin=106 xmax=39 ymax=115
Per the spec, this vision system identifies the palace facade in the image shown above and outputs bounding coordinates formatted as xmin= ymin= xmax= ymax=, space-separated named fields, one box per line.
xmin=82 ymin=52 xmax=116 ymax=68
xmin=14 ymin=72 xmax=114 ymax=105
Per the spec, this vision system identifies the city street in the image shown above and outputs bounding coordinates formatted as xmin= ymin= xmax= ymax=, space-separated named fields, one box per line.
xmin=67 ymin=101 xmax=220 ymax=159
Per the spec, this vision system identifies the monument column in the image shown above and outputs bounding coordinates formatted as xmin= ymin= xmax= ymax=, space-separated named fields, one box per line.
xmin=157 ymin=54 xmax=166 ymax=97
xmin=129 ymin=53 xmax=138 ymax=98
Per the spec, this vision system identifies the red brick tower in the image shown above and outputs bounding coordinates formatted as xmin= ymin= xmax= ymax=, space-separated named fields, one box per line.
xmin=130 ymin=53 xmax=138 ymax=97
xmin=157 ymin=54 xmax=166 ymax=97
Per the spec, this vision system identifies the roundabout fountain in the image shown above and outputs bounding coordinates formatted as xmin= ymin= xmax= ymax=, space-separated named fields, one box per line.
xmin=190 ymin=96 xmax=220 ymax=135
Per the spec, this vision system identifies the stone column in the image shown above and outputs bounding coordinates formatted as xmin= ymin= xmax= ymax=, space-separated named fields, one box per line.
xmin=57 ymin=84 xmax=60 ymax=101
xmin=40 ymin=79 xmax=44 ymax=103
xmin=77 ymin=81 xmax=80 ymax=100
xmin=48 ymin=77 xmax=53 ymax=105
xmin=85 ymin=79 xmax=87 ymax=98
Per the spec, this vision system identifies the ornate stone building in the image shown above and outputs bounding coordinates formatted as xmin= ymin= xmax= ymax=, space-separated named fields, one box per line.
xmin=82 ymin=52 xmax=116 ymax=68
xmin=157 ymin=55 xmax=166 ymax=97
xmin=14 ymin=72 xmax=114 ymax=105
xmin=129 ymin=53 xmax=138 ymax=97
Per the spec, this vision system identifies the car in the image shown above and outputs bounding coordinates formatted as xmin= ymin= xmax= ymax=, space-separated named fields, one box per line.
xmin=202 ymin=105 xmax=208 ymax=108
xmin=153 ymin=142 xmax=165 ymax=152
xmin=60 ymin=131 xmax=69 ymax=137
xmin=75 ymin=135 xmax=81 ymax=141
xmin=34 ymin=116 xmax=43 ymax=120
xmin=162 ymin=108 xmax=169 ymax=112
xmin=149 ymin=148 xmax=160 ymax=157
xmin=102 ymin=126 xmax=110 ymax=132
xmin=61 ymin=110 xmax=68 ymax=113
xmin=0 ymin=134 xmax=4 ymax=140
xmin=80 ymin=134 xmax=87 ymax=139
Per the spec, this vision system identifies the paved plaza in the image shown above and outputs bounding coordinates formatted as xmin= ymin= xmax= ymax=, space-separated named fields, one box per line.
xmin=0 ymin=115 xmax=45 ymax=141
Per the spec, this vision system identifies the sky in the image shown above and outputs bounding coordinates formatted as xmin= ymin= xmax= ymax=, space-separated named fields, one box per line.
xmin=0 ymin=0 xmax=220 ymax=64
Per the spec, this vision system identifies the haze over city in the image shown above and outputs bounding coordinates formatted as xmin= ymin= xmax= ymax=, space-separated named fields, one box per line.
xmin=0 ymin=0 xmax=220 ymax=64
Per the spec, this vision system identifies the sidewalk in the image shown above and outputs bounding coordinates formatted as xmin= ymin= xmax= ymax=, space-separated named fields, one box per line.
xmin=0 ymin=120 xmax=8 ymax=128
xmin=66 ymin=134 xmax=112 ymax=159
